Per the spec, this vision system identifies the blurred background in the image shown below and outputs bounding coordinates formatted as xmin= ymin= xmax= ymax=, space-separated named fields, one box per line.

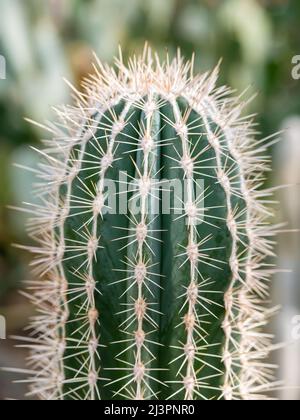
xmin=0 ymin=0 xmax=299 ymax=400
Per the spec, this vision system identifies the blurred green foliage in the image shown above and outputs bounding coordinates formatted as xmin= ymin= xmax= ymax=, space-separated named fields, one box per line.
xmin=0 ymin=0 xmax=300 ymax=333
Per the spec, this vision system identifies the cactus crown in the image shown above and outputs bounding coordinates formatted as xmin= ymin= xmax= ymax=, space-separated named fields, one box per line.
xmin=18 ymin=46 xmax=279 ymax=400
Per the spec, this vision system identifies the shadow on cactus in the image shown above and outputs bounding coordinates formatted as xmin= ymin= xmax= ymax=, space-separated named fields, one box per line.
xmin=14 ymin=46 xmax=281 ymax=400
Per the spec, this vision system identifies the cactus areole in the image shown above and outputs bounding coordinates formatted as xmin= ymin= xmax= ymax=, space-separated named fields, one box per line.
xmin=21 ymin=47 xmax=279 ymax=400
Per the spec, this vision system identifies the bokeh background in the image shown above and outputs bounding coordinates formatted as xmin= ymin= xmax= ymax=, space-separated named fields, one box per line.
xmin=0 ymin=0 xmax=300 ymax=400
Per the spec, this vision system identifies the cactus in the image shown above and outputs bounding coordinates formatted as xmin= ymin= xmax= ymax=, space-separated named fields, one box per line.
xmin=18 ymin=47 xmax=280 ymax=400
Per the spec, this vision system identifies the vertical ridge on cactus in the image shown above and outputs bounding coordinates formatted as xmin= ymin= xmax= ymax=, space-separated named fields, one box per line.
xmin=15 ymin=46 xmax=281 ymax=400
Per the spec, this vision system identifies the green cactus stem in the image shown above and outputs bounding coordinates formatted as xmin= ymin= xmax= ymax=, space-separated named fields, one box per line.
xmin=16 ymin=47 xmax=279 ymax=400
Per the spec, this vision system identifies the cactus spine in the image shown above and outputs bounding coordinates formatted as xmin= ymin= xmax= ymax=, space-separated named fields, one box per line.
xmin=18 ymin=47 xmax=279 ymax=400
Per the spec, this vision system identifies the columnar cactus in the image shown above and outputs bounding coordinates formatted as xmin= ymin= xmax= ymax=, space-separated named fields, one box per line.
xmin=19 ymin=47 xmax=279 ymax=400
